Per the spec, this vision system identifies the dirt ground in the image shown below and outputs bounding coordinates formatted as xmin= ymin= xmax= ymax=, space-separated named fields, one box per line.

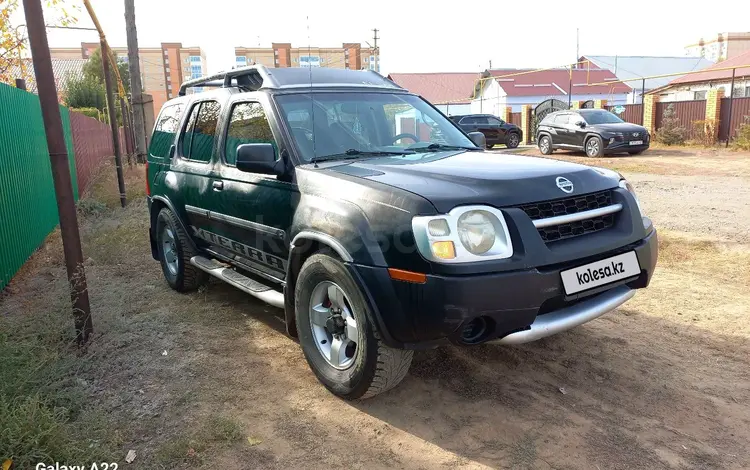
xmin=2 ymin=149 xmax=750 ymax=469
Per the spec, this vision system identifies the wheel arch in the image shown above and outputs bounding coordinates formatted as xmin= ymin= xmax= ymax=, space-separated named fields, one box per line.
xmin=149 ymin=195 xmax=199 ymax=259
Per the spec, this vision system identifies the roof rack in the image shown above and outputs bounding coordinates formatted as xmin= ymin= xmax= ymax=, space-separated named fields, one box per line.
xmin=178 ymin=65 xmax=277 ymax=96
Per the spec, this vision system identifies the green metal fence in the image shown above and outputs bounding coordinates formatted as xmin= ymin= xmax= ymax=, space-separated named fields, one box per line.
xmin=0 ymin=83 xmax=78 ymax=290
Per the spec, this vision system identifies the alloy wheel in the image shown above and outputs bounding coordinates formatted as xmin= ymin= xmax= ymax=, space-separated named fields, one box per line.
xmin=587 ymin=139 xmax=600 ymax=156
xmin=161 ymin=226 xmax=179 ymax=275
xmin=309 ymin=281 xmax=359 ymax=370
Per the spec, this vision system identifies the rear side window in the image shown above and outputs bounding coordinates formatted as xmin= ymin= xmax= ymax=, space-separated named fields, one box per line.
xmin=224 ymin=102 xmax=276 ymax=165
xmin=149 ymin=103 xmax=183 ymax=158
xmin=181 ymin=100 xmax=221 ymax=162
xmin=460 ymin=116 xmax=477 ymax=124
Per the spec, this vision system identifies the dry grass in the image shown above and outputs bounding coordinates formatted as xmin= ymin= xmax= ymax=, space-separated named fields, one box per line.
xmin=518 ymin=147 xmax=750 ymax=177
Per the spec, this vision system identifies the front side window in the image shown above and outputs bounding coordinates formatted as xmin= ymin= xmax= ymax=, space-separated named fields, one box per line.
xmin=581 ymin=110 xmax=624 ymax=125
xmin=488 ymin=117 xmax=504 ymax=126
xmin=181 ymin=100 xmax=220 ymax=162
xmin=224 ymin=102 xmax=277 ymax=165
xmin=149 ymin=103 xmax=183 ymax=158
xmin=275 ymin=92 xmax=476 ymax=162
xmin=553 ymin=114 xmax=569 ymax=125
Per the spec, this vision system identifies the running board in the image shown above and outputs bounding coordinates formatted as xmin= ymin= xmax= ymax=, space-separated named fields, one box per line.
xmin=190 ymin=256 xmax=284 ymax=309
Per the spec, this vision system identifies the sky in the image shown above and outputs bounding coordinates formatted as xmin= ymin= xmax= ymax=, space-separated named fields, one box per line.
xmin=11 ymin=0 xmax=750 ymax=76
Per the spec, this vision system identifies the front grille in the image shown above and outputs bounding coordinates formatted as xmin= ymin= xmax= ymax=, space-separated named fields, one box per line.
xmin=519 ymin=190 xmax=616 ymax=242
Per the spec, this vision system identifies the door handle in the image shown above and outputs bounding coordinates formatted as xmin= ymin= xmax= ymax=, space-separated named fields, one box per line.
xmin=212 ymin=180 xmax=224 ymax=191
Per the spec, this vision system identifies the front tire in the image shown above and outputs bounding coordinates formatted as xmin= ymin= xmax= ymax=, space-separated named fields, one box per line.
xmin=628 ymin=150 xmax=645 ymax=155
xmin=506 ymin=132 xmax=520 ymax=149
xmin=486 ymin=142 xmax=494 ymax=149
xmin=295 ymin=253 xmax=413 ymax=399
xmin=538 ymin=135 xmax=553 ymax=155
xmin=585 ymin=136 xmax=604 ymax=157
xmin=155 ymin=208 xmax=208 ymax=292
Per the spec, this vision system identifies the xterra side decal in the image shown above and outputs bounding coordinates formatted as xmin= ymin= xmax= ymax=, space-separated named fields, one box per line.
xmin=191 ymin=226 xmax=287 ymax=271
xmin=185 ymin=205 xmax=285 ymax=240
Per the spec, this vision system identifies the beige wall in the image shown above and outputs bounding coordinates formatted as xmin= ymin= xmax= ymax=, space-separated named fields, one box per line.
xmin=235 ymin=44 xmax=376 ymax=70
xmin=50 ymin=42 xmax=205 ymax=117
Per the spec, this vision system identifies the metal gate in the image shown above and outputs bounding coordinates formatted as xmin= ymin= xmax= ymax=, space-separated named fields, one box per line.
xmin=581 ymin=100 xmax=595 ymax=108
xmin=531 ymin=99 xmax=569 ymax=142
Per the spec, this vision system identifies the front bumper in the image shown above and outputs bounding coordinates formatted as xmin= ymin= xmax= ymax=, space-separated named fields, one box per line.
xmin=350 ymin=226 xmax=657 ymax=349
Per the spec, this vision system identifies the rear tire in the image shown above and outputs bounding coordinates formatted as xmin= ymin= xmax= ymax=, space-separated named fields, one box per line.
xmin=585 ymin=136 xmax=604 ymax=157
xmin=155 ymin=208 xmax=208 ymax=292
xmin=295 ymin=253 xmax=412 ymax=399
xmin=506 ymin=132 xmax=520 ymax=149
xmin=538 ymin=135 xmax=553 ymax=155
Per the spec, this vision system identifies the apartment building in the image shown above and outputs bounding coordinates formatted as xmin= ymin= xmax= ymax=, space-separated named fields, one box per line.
xmin=50 ymin=42 xmax=207 ymax=115
xmin=685 ymin=32 xmax=750 ymax=63
xmin=235 ymin=43 xmax=379 ymax=72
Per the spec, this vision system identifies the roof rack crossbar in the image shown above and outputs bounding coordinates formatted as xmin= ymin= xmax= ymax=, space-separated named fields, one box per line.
xmin=178 ymin=64 xmax=277 ymax=96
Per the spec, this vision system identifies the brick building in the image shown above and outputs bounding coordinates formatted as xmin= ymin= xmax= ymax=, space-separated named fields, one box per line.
xmin=685 ymin=32 xmax=750 ymax=63
xmin=234 ymin=43 xmax=378 ymax=72
xmin=50 ymin=42 xmax=207 ymax=115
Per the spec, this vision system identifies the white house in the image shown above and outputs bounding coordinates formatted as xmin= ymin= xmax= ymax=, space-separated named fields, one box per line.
xmin=471 ymin=68 xmax=632 ymax=115
xmin=647 ymin=49 xmax=750 ymax=101
xmin=579 ymin=55 xmax=714 ymax=104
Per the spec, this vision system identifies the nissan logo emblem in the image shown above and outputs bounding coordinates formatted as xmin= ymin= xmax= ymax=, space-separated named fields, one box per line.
xmin=556 ymin=176 xmax=574 ymax=193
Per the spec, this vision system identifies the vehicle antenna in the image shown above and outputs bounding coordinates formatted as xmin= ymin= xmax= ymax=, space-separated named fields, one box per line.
xmin=307 ymin=15 xmax=317 ymax=166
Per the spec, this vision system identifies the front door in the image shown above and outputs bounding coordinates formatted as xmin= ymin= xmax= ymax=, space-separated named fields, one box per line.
xmin=488 ymin=116 xmax=508 ymax=144
xmin=210 ymin=95 xmax=297 ymax=281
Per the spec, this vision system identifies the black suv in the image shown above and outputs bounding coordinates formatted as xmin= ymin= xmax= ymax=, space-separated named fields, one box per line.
xmin=450 ymin=114 xmax=522 ymax=149
xmin=537 ymin=109 xmax=650 ymax=157
xmin=146 ymin=66 xmax=657 ymax=399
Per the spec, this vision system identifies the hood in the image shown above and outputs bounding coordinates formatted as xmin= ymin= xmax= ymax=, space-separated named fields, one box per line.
xmin=324 ymin=150 xmax=619 ymax=213
xmin=590 ymin=123 xmax=647 ymax=134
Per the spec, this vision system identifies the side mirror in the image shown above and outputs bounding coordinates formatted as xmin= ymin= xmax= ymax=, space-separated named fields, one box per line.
xmin=236 ymin=143 xmax=281 ymax=175
xmin=468 ymin=131 xmax=486 ymax=148
xmin=576 ymin=121 xmax=586 ymax=128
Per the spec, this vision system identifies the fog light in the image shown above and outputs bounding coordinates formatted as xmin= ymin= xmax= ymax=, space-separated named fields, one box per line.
xmin=431 ymin=241 xmax=456 ymax=259
xmin=609 ymin=137 xmax=616 ymax=145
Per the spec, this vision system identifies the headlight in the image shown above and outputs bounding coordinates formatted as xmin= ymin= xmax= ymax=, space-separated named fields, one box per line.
xmin=457 ymin=211 xmax=495 ymax=254
xmin=619 ymin=179 xmax=643 ymax=215
xmin=412 ymin=206 xmax=513 ymax=263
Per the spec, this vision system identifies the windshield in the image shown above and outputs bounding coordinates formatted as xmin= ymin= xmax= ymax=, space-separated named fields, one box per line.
xmin=275 ymin=92 xmax=476 ymax=161
xmin=581 ymin=110 xmax=624 ymax=125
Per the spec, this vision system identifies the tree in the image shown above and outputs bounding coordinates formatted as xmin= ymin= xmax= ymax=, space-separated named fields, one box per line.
xmin=655 ymin=104 xmax=688 ymax=146
xmin=82 ymin=47 xmax=131 ymax=95
xmin=63 ymin=73 xmax=105 ymax=110
xmin=0 ymin=0 xmax=79 ymax=85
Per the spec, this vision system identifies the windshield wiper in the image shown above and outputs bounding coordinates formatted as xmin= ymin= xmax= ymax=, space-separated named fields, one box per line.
xmin=406 ymin=142 xmax=479 ymax=152
xmin=310 ymin=148 xmax=414 ymax=164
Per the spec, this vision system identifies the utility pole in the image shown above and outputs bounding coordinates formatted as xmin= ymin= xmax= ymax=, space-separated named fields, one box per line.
xmin=489 ymin=59 xmax=492 ymax=69
xmin=23 ymin=0 xmax=93 ymax=344
xmin=124 ymin=0 xmax=147 ymax=164
xmin=101 ymin=39 xmax=127 ymax=207
xmin=372 ymin=28 xmax=379 ymax=73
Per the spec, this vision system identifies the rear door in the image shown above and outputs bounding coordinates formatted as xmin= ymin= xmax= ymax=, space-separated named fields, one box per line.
xmin=171 ymin=99 xmax=223 ymax=244
xmin=211 ymin=94 xmax=296 ymax=281
xmin=457 ymin=116 xmax=478 ymax=133
xmin=552 ymin=113 xmax=575 ymax=146
xmin=472 ymin=116 xmax=498 ymax=144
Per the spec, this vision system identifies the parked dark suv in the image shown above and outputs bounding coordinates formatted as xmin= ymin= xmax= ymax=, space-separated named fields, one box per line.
xmin=450 ymin=114 xmax=522 ymax=149
xmin=537 ymin=109 xmax=650 ymax=157
xmin=146 ymin=66 xmax=657 ymax=400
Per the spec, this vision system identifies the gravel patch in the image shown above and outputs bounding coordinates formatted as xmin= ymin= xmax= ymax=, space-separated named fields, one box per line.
xmin=629 ymin=173 xmax=750 ymax=244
